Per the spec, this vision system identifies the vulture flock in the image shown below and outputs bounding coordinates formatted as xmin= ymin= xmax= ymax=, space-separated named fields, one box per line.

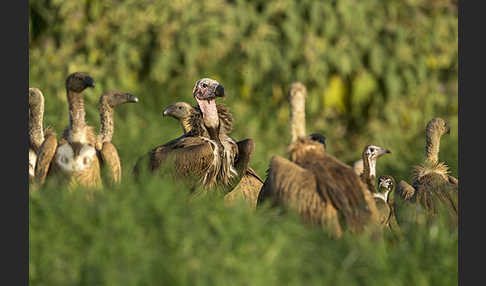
xmin=29 ymin=73 xmax=458 ymax=237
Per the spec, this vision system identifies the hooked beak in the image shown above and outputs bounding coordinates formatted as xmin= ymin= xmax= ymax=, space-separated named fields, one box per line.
xmin=445 ymin=123 xmax=451 ymax=135
xmin=162 ymin=105 xmax=171 ymax=116
xmin=215 ymin=84 xmax=225 ymax=98
xmin=125 ymin=93 xmax=139 ymax=103
xmin=84 ymin=76 xmax=95 ymax=88
xmin=377 ymin=147 xmax=392 ymax=157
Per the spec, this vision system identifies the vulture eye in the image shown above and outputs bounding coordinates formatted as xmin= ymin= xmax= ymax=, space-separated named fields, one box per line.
xmin=202 ymin=83 xmax=208 ymax=88
xmin=178 ymin=106 xmax=182 ymax=110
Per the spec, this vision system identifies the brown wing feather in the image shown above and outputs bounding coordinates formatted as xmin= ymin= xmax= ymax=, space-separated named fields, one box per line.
xmin=151 ymin=136 xmax=217 ymax=184
xmin=294 ymin=152 xmax=378 ymax=233
xmin=99 ymin=141 xmax=122 ymax=183
xmin=224 ymin=171 xmax=263 ymax=209
xmin=34 ymin=131 xmax=58 ymax=184
xmin=258 ymin=156 xmax=342 ymax=237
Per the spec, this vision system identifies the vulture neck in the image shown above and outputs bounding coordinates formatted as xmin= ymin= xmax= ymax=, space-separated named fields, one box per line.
xmin=98 ymin=100 xmax=115 ymax=144
xmin=362 ymin=153 xmax=377 ymax=190
xmin=196 ymin=98 xmax=220 ymax=139
xmin=181 ymin=117 xmax=193 ymax=134
xmin=289 ymin=89 xmax=306 ymax=144
xmin=425 ymin=130 xmax=441 ymax=165
xmin=67 ymin=90 xmax=87 ymax=137
xmin=29 ymin=100 xmax=45 ymax=150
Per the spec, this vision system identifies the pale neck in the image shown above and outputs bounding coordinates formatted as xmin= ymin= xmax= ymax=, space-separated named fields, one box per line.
xmin=99 ymin=104 xmax=114 ymax=143
xmin=67 ymin=91 xmax=86 ymax=135
xmin=29 ymin=102 xmax=44 ymax=149
xmin=289 ymin=94 xmax=306 ymax=144
xmin=362 ymin=153 xmax=376 ymax=188
xmin=425 ymin=131 xmax=440 ymax=164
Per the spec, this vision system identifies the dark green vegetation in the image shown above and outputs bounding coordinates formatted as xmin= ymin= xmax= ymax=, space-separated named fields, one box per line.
xmin=29 ymin=0 xmax=458 ymax=285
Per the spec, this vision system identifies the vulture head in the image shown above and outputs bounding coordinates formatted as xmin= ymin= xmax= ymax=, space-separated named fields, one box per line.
xmin=426 ymin=117 xmax=451 ymax=138
xmin=363 ymin=145 xmax=391 ymax=162
xmin=162 ymin=102 xmax=195 ymax=120
xmin=192 ymin=78 xmax=225 ymax=129
xmin=378 ymin=175 xmax=396 ymax=193
xmin=29 ymin=88 xmax=44 ymax=110
xmin=99 ymin=91 xmax=139 ymax=109
xmin=362 ymin=145 xmax=391 ymax=182
xmin=309 ymin=133 xmax=326 ymax=149
xmin=55 ymin=142 xmax=97 ymax=173
xmin=377 ymin=175 xmax=396 ymax=204
xmin=192 ymin=78 xmax=225 ymax=100
xmin=65 ymin=72 xmax=95 ymax=93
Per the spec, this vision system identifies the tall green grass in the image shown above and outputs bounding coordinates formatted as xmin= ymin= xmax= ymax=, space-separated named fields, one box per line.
xmin=30 ymin=173 xmax=457 ymax=286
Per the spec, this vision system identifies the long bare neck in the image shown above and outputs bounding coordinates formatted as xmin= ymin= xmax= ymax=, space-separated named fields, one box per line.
xmin=425 ymin=130 xmax=440 ymax=165
xmin=361 ymin=154 xmax=376 ymax=190
xmin=29 ymin=102 xmax=44 ymax=150
xmin=289 ymin=87 xmax=306 ymax=144
xmin=67 ymin=91 xmax=87 ymax=135
xmin=99 ymin=102 xmax=115 ymax=143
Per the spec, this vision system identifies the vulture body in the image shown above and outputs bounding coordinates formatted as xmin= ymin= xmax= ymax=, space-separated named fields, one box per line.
xmin=96 ymin=91 xmax=139 ymax=184
xmin=135 ymin=78 xmax=240 ymax=192
xmin=29 ymin=88 xmax=45 ymax=182
xmin=394 ymin=118 xmax=458 ymax=227
xmin=35 ymin=72 xmax=101 ymax=189
xmin=257 ymin=82 xmax=379 ymax=237
xmin=162 ymin=101 xmax=263 ymax=207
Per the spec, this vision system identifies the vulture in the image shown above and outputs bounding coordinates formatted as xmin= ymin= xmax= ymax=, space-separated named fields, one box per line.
xmin=162 ymin=101 xmax=263 ymax=207
xmin=96 ymin=91 xmax=139 ymax=184
xmin=375 ymin=175 xmax=400 ymax=232
xmin=35 ymin=72 xmax=102 ymax=189
xmin=360 ymin=145 xmax=391 ymax=192
xmin=257 ymin=82 xmax=379 ymax=237
xmin=135 ymin=78 xmax=242 ymax=192
xmin=29 ymin=88 xmax=45 ymax=182
xmin=394 ymin=118 xmax=458 ymax=227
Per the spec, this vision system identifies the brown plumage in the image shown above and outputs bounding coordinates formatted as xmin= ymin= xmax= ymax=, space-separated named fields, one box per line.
xmin=29 ymin=88 xmax=45 ymax=181
xmin=35 ymin=72 xmax=102 ymax=190
xmin=394 ymin=118 xmax=458 ymax=227
xmin=258 ymin=137 xmax=343 ymax=237
xmin=96 ymin=91 xmax=139 ymax=184
xmin=257 ymin=82 xmax=379 ymax=237
xmin=162 ymin=101 xmax=263 ymax=205
xmin=135 ymin=78 xmax=238 ymax=191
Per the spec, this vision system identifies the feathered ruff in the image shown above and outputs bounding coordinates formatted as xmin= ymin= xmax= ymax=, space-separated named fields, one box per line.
xmin=62 ymin=125 xmax=97 ymax=146
xmin=411 ymin=161 xmax=450 ymax=182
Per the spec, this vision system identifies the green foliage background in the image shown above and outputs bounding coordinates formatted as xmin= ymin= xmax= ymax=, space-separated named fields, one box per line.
xmin=29 ymin=0 xmax=458 ymax=285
